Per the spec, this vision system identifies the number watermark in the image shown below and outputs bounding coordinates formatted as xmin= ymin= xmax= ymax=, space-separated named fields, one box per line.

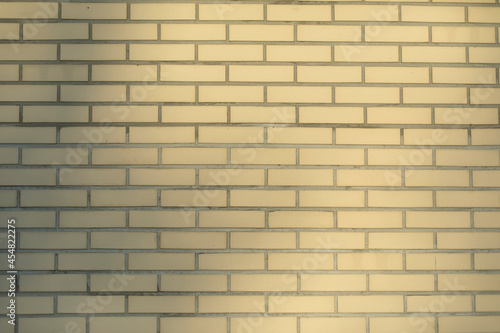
xmin=6 ymin=218 xmax=16 ymax=326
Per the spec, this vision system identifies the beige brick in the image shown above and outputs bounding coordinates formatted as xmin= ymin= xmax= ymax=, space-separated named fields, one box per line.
xmin=231 ymin=148 xmax=295 ymax=165
xmin=161 ymin=232 xmax=226 ymax=249
xmin=438 ymin=232 xmax=500 ymax=249
xmin=434 ymin=68 xmax=496 ymax=85
xmin=370 ymin=317 xmax=435 ymax=333
xmin=268 ymin=169 xmax=333 ymax=186
xmin=163 ymin=106 xmax=227 ymax=123
xmin=0 ymin=169 xmax=55 ymax=186
xmin=0 ymin=190 xmax=15 ymax=208
xmin=199 ymin=253 xmax=264 ymax=270
xmin=405 ymin=129 xmax=468 ymax=146
xmin=61 ymin=126 xmax=125 ymax=143
xmin=90 ymin=318 xmax=156 ymax=333
xmin=60 ymin=211 xmax=126 ymax=228
xmin=439 ymin=274 xmax=500 ymax=291
xmin=301 ymin=318 xmax=366 ymax=333
xmin=439 ymin=316 xmax=500 ymax=333
xmin=476 ymin=295 xmax=500 ymax=312
xmin=437 ymin=191 xmax=500 ymax=208
xmin=469 ymin=6 xmax=500 ymax=23
xmin=19 ymin=318 xmax=85 ymax=333
xmin=338 ymin=295 xmax=403 ymax=313
xmin=268 ymin=253 xmax=334 ymax=270
xmin=0 ymin=105 xmax=18 ymax=122
xmin=402 ymin=5 xmax=464 ymax=22
xmin=403 ymin=46 xmax=466 ymax=63
xmin=231 ymin=232 xmax=295 ymax=249
xmin=23 ymin=64 xmax=87 ymax=82
xmin=129 ymin=126 xmax=194 ymax=143
xmin=91 ymin=189 xmax=157 ymax=207
xmin=475 ymin=212 xmax=500 ymax=228
xmin=475 ymin=253 xmax=500 ymax=270
xmin=0 ymin=253 xmax=53 ymax=270
xmin=59 ymin=253 xmax=124 ymax=270
xmin=337 ymin=211 xmax=402 ymax=229
xmin=268 ymin=86 xmax=332 ymax=103
xmin=230 ymin=24 xmax=292 ymax=41
xmin=0 ymin=65 xmax=18 ymax=81
xmin=0 ymin=85 xmax=56 ymax=102
xmin=335 ymin=5 xmax=398 ymax=21
xmin=129 ymin=253 xmax=194 ymax=270
xmin=407 ymin=295 xmax=472 ymax=312
xmin=338 ymin=128 xmax=400 ymax=145
xmin=130 ymin=168 xmax=195 ymax=186
xmin=338 ymin=253 xmax=402 ymax=270
xmin=199 ymin=45 xmax=262 ymax=61
xmin=370 ymin=274 xmax=434 ymax=291
xmin=129 ymin=296 xmax=194 ymax=313
xmin=199 ymin=126 xmax=263 ymax=144
xmin=336 ymin=87 xmax=399 ymax=104
xmin=162 ymin=24 xmax=225 ymax=41
xmin=368 ymin=107 xmax=431 ymax=124
xmin=404 ymin=87 xmax=467 ymax=104
xmin=301 ymin=274 xmax=366 ymax=292
xmin=367 ymin=25 xmax=428 ymax=42
xmin=161 ymin=274 xmax=226 ymax=292
xmin=298 ymin=66 xmax=361 ymax=83
xmin=57 ymin=295 xmax=124 ymax=313
xmin=3 ymin=297 xmax=53 ymax=315
xmin=129 ymin=44 xmax=194 ymax=61
xmin=232 ymin=106 xmax=295 ymax=123
xmin=411 ymin=251 xmax=470 ymax=270
xmin=0 ymin=211 xmax=54 ymax=228
xmin=300 ymin=190 xmax=364 ymax=207
xmin=161 ymin=65 xmax=224 ymax=82
xmin=92 ymin=231 xmax=156 ymax=249
xmin=161 ymin=190 xmax=227 ymax=207
xmin=338 ymin=169 xmax=401 ymax=187
xmin=366 ymin=67 xmax=429 ymax=83
xmin=231 ymin=190 xmax=295 ymax=207
xmin=474 ymin=170 xmax=500 ymax=187
xmin=199 ymin=4 xmax=263 ymax=21
xmin=130 ymin=211 xmax=195 ymax=228
xmin=369 ymin=232 xmax=433 ymax=249
xmin=433 ymin=26 xmax=495 ymax=43
xmin=199 ymin=296 xmax=265 ymax=313
xmin=269 ymin=211 xmax=333 ymax=228
xmin=199 ymin=211 xmax=265 ymax=228
xmin=370 ymin=190 xmax=433 ymax=207
xmin=298 ymin=25 xmax=361 ymax=42
xmin=231 ymin=317 xmax=296 ymax=333
xmin=271 ymin=127 xmax=333 ymax=144
xmin=0 ymin=44 xmax=56 ymax=60
xmin=130 ymin=85 xmax=195 ymax=102
xmin=61 ymin=85 xmax=125 ymax=102
xmin=0 ymin=2 xmax=58 ymax=19
xmin=199 ymin=169 xmax=264 ymax=186
xmin=92 ymin=274 xmax=159 ymax=292
xmin=93 ymin=65 xmax=157 ymax=82
xmin=93 ymin=148 xmax=158 ymax=165
xmin=471 ymin=88 xmax=500 ymax=104
xmin=62 ymin=3 xmax=126 ymax=19
xmin=299 ymin=107 xmax=364 ymax=124
xmin=163 ymin=147 xmax=226 ymax=165
xmin=267 ymin=5 xmax=331 ymax=21
xmin=230 ymin=65 xmax=293 ymax=82
xmin=0 ymin=127 xmax=55 ymax=143
xmin=24 ymin=23 xmax=87 ymax=40
xmin=24 ymin=105 xmax=88 ymax=123
xmin=60 ymin=168 xmax=125 ymax=186
xmin=200 ymin=85 xmax=263 ymax=102
xmin=93 ymin=24 xmax=156 ymax=40
xmin=61 ymin=44 xmax=125 ymax=61
xmin=436 ymin=149 xmax=499 ymax=166
xmin=0 ymin=23 xmax=18 ymax=39
xmin=131 ymin=3 xmax=195 ymax=20
xmin=409 ymin=170 xmax=469 ymax=188
xmin=472 ymin=129 xmax=500 ymax=145
xmin=161 ymin=318 xmax=226 ymax=333
xmin=300 ymin=148 xmax=364 ymax=165
xmin=300 ymin=232 xmax=364 ymax=249
xmin=406 ymin=211 xmax=470 ymax=228
xmin=269 ymin=296 xmax=335 ymax=314
xmin=368 ymin=148 xmax=432 ymax=166
xmin=231 ymin=274 xmax=297 ymax=292
xmin=20 ymin=274 xmax=86 ymax=292
xmin=21 ymin=190 xmax=86 ymax=207
xmin=267 ymin=45 xmax=331 ymax=62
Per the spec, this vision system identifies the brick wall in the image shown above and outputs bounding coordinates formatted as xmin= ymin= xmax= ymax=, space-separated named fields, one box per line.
xmin=1 ymin=1 xmax=500 ymax=332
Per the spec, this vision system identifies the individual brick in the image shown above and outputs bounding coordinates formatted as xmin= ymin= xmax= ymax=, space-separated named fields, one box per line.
xmin=268 ymin=253 xmax=334 ymax=270
xmin=269 ymin=127 xmax=332 ymax=144
xmin=336 ymin=87 xmax=399 ymax=104
xmin=337 ymin=169 xmax=401 ymax=187
xmin=403 ymin=46 xmax=466 ymax=63
xmin=369 ymin=232 xmax=434 ymax=249
xmin=298 ymin=66 xmax=361 ymax=83
xmin=0 ymin=105 xmax=18 ymax=122
xmin=130 ymin=169 xmax=195 ymax=186
xmin=161 ymin=65 xmax=225 ymax=82
xmin=229 ymin=24 xmax=293 ymax=41
xmin=21 ymin=190 xmax=87 ymax=207
xmin=0 ymin=44 xmax=56 ymax=60
xmin=231 ymin=274 xmax=297 ymax=292
xmin=230 ymin=190 xmax=295 ymax=207
xmin=476 ymin=295 xmax=500 ymax=312
xmin=161 ymin=274 xmax=226 ymax=292
xmin=161 ymin=190 xmax=227 ymax=207
xmin=19 ymin=274 xmax=86 ymax=292
xmin=370 ymin=317 xmax=435 ymax=333
xmin=472 ymin=129 xmax=500 ymax=145
xmin=475 ymin=254 xmax=500 ymax=270
xmin=20 ymin=231 xmax=85 ymax=249
xmin=0 ymin=23 xmax=19 ymax=40
xmin=365 ymin=67 xmax=429 ymax=83
xmin=93 ymin=24 xmax=157 ymax=40
xmin=0 ymin=191 xmax=16 ymax=207
xmin=0 ymin=253 xmax=53 ymax=270
xmin=8 ymin=297 xmax=54 ymax=314
xmin=92 ymin=148 xmax=158 ymax=165
xmin=199 ymin=86 xmax=263 ymax=103
xmin=368 ymin=148 xmax=433 ymax=166
xmin=199 ymin=4 xmax=263 ymax=21
xmin=338 ymin=296 xmax=403 ymax=313
xmin=404 ymin=87 xmax=467 ymax=104
xmin=369 ymin=190 xmax=433 ymax=207
xmin=404 ymin=129 xmax=468 ymax=146
xmin=199 ymin=211 xmax=265 ymax=228
xmin=299 ymin=107 xmax=364 ymax=124
xmin=163 ymin=106 xmax=227 ymax=123
xmin=268 ymin=296 xmax=334 ymax=313
xmin=337 ymin=128 xmax=400 ymax=145
xmin=198 ymin=45 xmax=263 ymax=61
xmin=0 ymin=2 xmax=58 ymax=19
xmin=402 ymin=5 xmax=465 ymax=22
xmin=297 ymin=25 xmax=361 ymax=42
xmin=199 ymin=126 xmax=263 ymax=143
xmin=470 ymin=88 xmax=500 ymax=104
xmin=199 ymin=296 xmax=265 ymax=313
xmin=231 ymin=106 xmax=295 ymax=123
xmin=129 ymin=126 xmax=194 ymax=143
xmin=268 ymin=169 xmax=333 ymax=186
xmin=433 ymin=67 xmax=496 ymax=84
xmin=231 ymin=148 xmax=295 ymax=165
xmin=0 ymin=169 xmax=55 ymax=186
xmin=130 ymin=211 xmax=195 ymax=228
xmin=370 ymin=274 xmax=434 ymax=291
xmin=199 ymin=253 xmax=264 ymax=270
xmin=24 ymin=106 xmax=88 ymax=123
xmin=131 ymin=3 xmax=195 ymax=20
xmin=0 ymin=86 xmax=56 ymax=102
xmin=335 ymin=5 xmax=398 ymax=21
xmin=432 ymin=26 xmax=495 ymax=43
xmin=368 ymin=107 xmax=431 ymax=124
xmin=337 ymin=211 xmax=402 ymax=229
xmin=128 ymin=253 xmax=194 ymax=270
xmin=161 ymin=318 xmax=227 ymax=333
xmin=60 ymin=126 xmax=125 ymax=143
xmin=300 ymin=232 xmax=365 ymax=249
xmin=162 ymin=24 xmax=225 ymax=41
xmin=24 ymin=23 xmax=88 ymax=40
xmin=437 ymin=191 xmax=500 ymax=207
xmin=92 ymin=231 xmax=156 ymax=249
xmin=437 ymin=232 xmax=500 ymax=249
xmin=23 ymin=65 xmax=87 ymax=82
xmin=19 ymin=318 xmax=85 ymax=333
xmin=91 ymin=189 xmax=157 ymax=207
xmin=267 ymin=5 xmax=331 ymax=21
xmin=62 ymin=3 xmax=126 ymax=19
xmin=475 ymin=212 xmax=500 ymax=228
xmin=301 ymin=318 xmax=366 ymax=333
xmin=161 ymin=232 xmax=226 ymax=249
xmin=267 ymin=45 xmax=331 ymax=62
xmin=61 ymin=44 xmax=125 ymax=61
xmin=436 ymin=149 xmax=499 ymax=166
xmin=93 ymin=65 xmax=156 ymax=81
xmin=438 ymin=274 xmax=500 ymax=291
xmin=300 ymin=148 xmax=364 ymax=165
xmin=229 ymin=65 xmax=294 ymax=82
xmin=199 ymin=169 xmax=264 ymax=186
xmin=407 ymin=295 xmax=472 ymax=312
xmin=130 ymin=85 xmax=195 ymax=102
xmin=58 ymin=253 xmax=125 ymax=270
xmin=23 ymin=149 xmax=84 ymax=166
xmin=61 ymin=85 xmax=125 ymax=102
xmin=163 ymin=148 xmax=226 ymax=165
xmin=57 ymin=295 xmax=124 ymax=313
xmin=301 ymin=190 xmax=365 ymax=207
xmin=435 ymin=107 xmax=498 ymax=125
xmin=474 ymin=171 xmax=500 ymax=187
xmin=60 ymin=211 xmax=126 ymax=228
xmin=0 ymin=65 xmax=18 ymax=81
xmin=406 ymin=211 xmax=470 ymax=228
xmin=268 ymin=86 xmax=332 ymax=103
xmin=301 ymin=274 xmax=366 ymax=292
xmin=0 ymin=211 xmax=55 ymax=228
xmin=231 ymin=317 xmax=296 ymax=333
xmin=90 ymin=318 xmax=156 ymax=333
xmin=60 ymin=168 xmax=126 ymax=186
xmin=468 ymin=6 xmax=500 ymax=23
xmin=366 ymin=25 xmax=428 ymax=42
xmin=338 ymin=253 xmax=403 ymax=270
xmin=129 ymin=296 xmax=194 ymax=313
xmin=129 ymin=44 xmax=194 ymax=61
xmin=267 ymin=211 xmax=332 ymax=229
xmin=231 ymin=232 xmax=296 ymax=249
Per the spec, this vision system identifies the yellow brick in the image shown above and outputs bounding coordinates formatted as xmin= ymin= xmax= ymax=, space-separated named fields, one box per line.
xmin=0 ymin=2 xmax=58 ymax=19
xmin=0 ymin=65 xmax=18 ymax=81
xmin=200 ymin=85 xmax=263 ymax=102
xmin=231 ymin=317 xmax=296 ymax=333
xmin=0 ymin=211 xmax=54 ymax=228
xmin=24 ymin=23 xmax=87 ymax=40
xmin=299 ymin=107 xmax=364 ymax=124
xmin=93 ymin=106 xmax=157 ymax=123
xmin=472 ymin=129 xmax=500 ymax=145
xmin=436 ymin=149 xmax=499 ymax=166
xmin=270 ymin=127 xmax=332 ymax=144
xmin=92 ymin=231 xmax=156 ymax=249
xmin=161 ymin=318 xmax=226 ymax=333
xmin=300 ymin=231 xmax=364 ymax=249
xmin=402 ymin=5 xmax=465 ymax=22
xmin=6 ymin=297 xmax=53 ymax=315
xmin=370 ymin=274 xmax=434 ymax=291
xmin=232 ymin=106 xmax=296 ymax=123
xmin=130 ymin=211 xmax=195 ymax=228
xmin=90 ymin=318 xmax=156 ymax=333
xmin=370 ymin=190 xmax=433 ymax=207
xmin=337 ymin=128 xmax=400 ymax=145
xmin=0 ymin=85 xmax=56 ymax=102
xmin=475 ymin=212 xmax=500 ymax=228
xmin=24 ymin=64 xmax=87 ymax=82
xmin=161 ymin=274 xmax=226 ymax=292
xmin=61 ymin=85 xmax=125 ymax=102
xmin=199 ymin=4 xmax=263 ymax=21
xmin=368 ymin=107 xmax=431 ymax=125
xmin=61 ymin=44 xmax=125 ymax=61
xmin=62 ymin=3 xmax=126 ymax=19
xmin=297 ymin=25 xmax=361 ymax=42
xmin=0 ymin=44 xmax=56 ymax=60
xmin=475 ymin=253 xmax=500 ymax=270
xmin=23 ymin=148 xmax=88 ymax=165
xmin=129 ymin=126 xmax=194 ymax=143
xmin=408 ymin=170 xmax=469 ymax=188
xmin=298 ymin=66 xmax=361 ymax=83
xmin=300 ymin=190 xmax=364 ymax=208
xmin=366 ymin=67 xmax=429 ymax=83
xmin=267 ymin=45 xmax=331 ymax=62
xmin=338 ymin=295 xmax=403 ymax=313
xmin=268 ymin=253 xmax=334 ymax=270
xmin=200 ymin=169 xmax=264 ymax=186
xmin=370 ymin=317 xmax=435 ymax=333
xmin=230 ymin=25 xmax=293 ymax=41
xmin=300 ymin=148 xmax=364 ymax=165
xmin=437 ymin=191 xmax=500 ymax=208
xmin=438 ymin=274 xmax=500 ymax=291
xmin=161 ymin=190 xmax=227 ymax=207
xmin=405 ymin=87 xmax=467 ymax=104
xmin=269 ymin=296 xmax=335 ymax=313
xmin=130 ymin=169 xmax=195 ymax=186
xmin=231 ymin=232 xmax=295 ymax=249
xmin=21 ymin=190 xmax=86 ymax=207
xmin=161 ymin=65 xmax=225 ymax=82
xmin=93 ymin=23 xmax=157 ymax=40
xmin=267 ymin=5 xmax=331 ymax=21
xmin=403 ymin=46 xmax=466 ymax=63
xmin=301 ymin=274 xmax=366 ymax=292
xmin=268 ymin=169 xmax=333 ymax=186
xmin=301 ymin=318 xmax=366 ymax=333
xmin=130 ymin=85 xmax=195 ymax=102
xmin=231 ymin=147 xmax=295 ymax=165
xmin=199 ymin=45 xmax=263 ymax=61
xmin=0 ymin=105 xmax=18 ymax=122
xmin=59 ymin=253 xmax=124 ymax=270
xmin=433 ymin=26 xmax=495 ymax=43
xmin=131 ymin=3 xmax=195 ymax=20
xmin=91 ymin=189 xmax=157 ymax=207
xmin=0 ymin=253 xmax=53 ymax=270
xmin=405 ymin=129 xmax=468 ymax=146
xmin=0 ymin=169 xmax=55 ymax=186
xmin=474 ymin=170 xmax=500 ymax=187
xmin=438 ymin=232 xmax=500 ymax=249
xmin=369 ymin=232 xmax=433 ymax=249
xmin=336 ymin=87 xmax=400 ymax=104
xmin=0 ymin=190 xmax=15 ymax=207
xmin=468 ymin=6 xmax=500 ymax=23
xmin=199 ymin=211 xmax=265 ymax=228
xmin=60 ymin=126 xmax=125 ymax=143
xmin=406 ymin=211 xmax=470 ymax=228
xmin=93 ymin=148 xmax=158 ymax=165
xmin=19 ymin=318 xmax=85 ymax=333
xmin=366 ymin=25 xmax=428 ymax=42
xmin=476 ymin=295 xmax=500 ymax=312
xmin=339 ymin=253 xmax=402 ymax=270
xmin=337 ymin=211 xmax=402 ymax=228
xmin=162 ymin=24 xmax=225 ymax=41
xmin=199 ymin=253 xmax=264 ymax=270
xmin=407 ymin=295 xmax=472 ymax=312
xmin=20 ymin=274 xmax=86 ymax=292
xmin=199 ymin=126 xmax=263 ymax=144
xmin=231 ymin=274 xmax=297 ymax=291
xmin=268 ymin=86 xmax=332 ymax=103
xmin=471 ymin=88 xmax=500 ymax=104
xmin=231 ymin=190 xmax=295 ymax=207
xmin=229 ymin=65 xmax=293 ymax=82
xmin=434 ymin=68 xmax=496 ymax=85
xmin=129 ymin=253 xmax=194 ymax=270
xmin=93 ymin=65 xmax=157 ymax=81
xmin=20 ymin=231 xmax=85 ymax=249
xmin=60 ymin=211 xmax=126 ymax=228
xmin=129 ymin=44 xmax=194 ymax=61
xmin=335 ymin=5 xmax=398 ymax=21
xmin=129 ymin=296 xmax=194 ymax=313
xmin=199 ymin=296 xmax=264 ymax=313
xmin=163 ymin=148 xmax=226 ymax=165
xmin=161 ymin=232 xmax=226 ymax=249
xmin=338 ymin=169 xmax=401 ymax=187
xmin=57 ymin=295 xmax=124 ymax=313
xmin=163 ymin=106 xmax=227 ymax=123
